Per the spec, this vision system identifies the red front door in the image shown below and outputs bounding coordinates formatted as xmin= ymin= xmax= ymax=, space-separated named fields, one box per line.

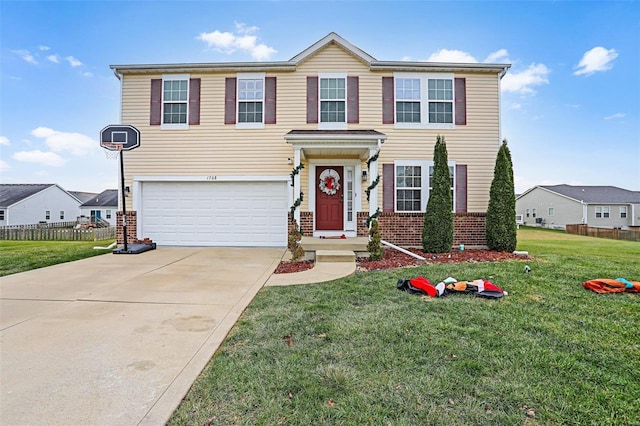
xmin=316 ymin=166 xmax=344 ymax=231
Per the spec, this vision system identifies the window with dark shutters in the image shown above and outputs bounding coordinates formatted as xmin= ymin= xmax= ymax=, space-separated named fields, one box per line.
xmin=307 ymin=76 xmax=319 ymax=124
xmin=382 ymin=77 xmax=394 ymax=124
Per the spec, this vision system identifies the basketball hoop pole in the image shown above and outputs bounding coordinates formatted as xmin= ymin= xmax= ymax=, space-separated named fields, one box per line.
xmin=119 ymin=149 xmax=128 ymax=252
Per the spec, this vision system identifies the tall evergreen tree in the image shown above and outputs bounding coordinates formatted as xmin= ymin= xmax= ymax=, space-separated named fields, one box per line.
xmin=486 ymin=140 xmax=517 ymax=251
xmin=423 ymin=135 xmax=453 ymax=253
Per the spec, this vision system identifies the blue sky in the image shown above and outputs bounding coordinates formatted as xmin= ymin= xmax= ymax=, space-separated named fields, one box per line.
xmin=1 ymin=0 xmax=638 ymax=194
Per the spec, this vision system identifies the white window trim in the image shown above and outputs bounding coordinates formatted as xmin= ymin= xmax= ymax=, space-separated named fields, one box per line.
xmin=620 ymin=206 xmax=628 ymax=218
xmin=393 ymin=160 xmax=457 ymax=213
xmin=394 ymin=72 xmax=455 ymax=130
xmin=548 ymin=207 xmax=555 ymax=216
xmin=161 ymin=73 xmax=190 ymax=130
xmin=395 ymin=160 xmax=429 ymax=212
xmin=236 ymin=72 xmax=266 ymax=129
xmin=318 ymin=72 xmax=348 ymax=130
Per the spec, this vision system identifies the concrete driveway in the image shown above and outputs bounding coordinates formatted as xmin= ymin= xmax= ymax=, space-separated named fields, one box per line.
xmin=0 ymin=247 xmax=284 ymax=426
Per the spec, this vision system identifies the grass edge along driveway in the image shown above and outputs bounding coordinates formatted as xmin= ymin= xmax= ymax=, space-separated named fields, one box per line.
xmin=170 ymin=228 xmax=640 ymax=425
xmin=0 ymin=239 xmax=115 ymax=277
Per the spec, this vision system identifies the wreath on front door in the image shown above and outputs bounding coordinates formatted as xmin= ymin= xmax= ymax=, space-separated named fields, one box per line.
xmin=319 ymin=168 xmax=341 ymax=196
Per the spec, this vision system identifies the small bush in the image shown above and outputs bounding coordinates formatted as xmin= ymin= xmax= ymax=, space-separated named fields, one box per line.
xmin=288 ymin=222 xmax=305 ymax=262
xmin=367 ymin=220 xmax=383 ymax=260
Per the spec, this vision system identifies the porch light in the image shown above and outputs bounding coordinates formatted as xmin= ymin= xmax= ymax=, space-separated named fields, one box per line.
xmin=362 ymin=170 xmax=368 ymax=182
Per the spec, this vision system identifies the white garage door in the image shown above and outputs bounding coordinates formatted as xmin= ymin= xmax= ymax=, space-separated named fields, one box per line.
xmin=140 ymin=181 xmax=288 ymax=247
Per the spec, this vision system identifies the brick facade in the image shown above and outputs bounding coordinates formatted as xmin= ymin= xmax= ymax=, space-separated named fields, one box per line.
xmin=356 ymin=211 xmax=487 ymax=248
xmin=116 ymin=211 xmax=138 ymax=244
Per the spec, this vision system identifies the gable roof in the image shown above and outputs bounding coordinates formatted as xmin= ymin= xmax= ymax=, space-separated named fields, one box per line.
xmin=111 ymin=32 xmax=510 ymax=76
xmin=81 ymin=189 xmax=118 ymax=207
xmin=0 ymin=184 xmax=56 ymax=208
xmin=524 ymin=184 xmax=640 ymax=204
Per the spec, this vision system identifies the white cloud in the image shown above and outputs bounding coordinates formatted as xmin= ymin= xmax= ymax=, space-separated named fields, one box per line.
xmin=13 ymin=49 xmax=37 ymax=64
xmin=509 ymin=103 xmax=522 ymax=110
xmin=47 ymin=54 xmax=60 ymax=63
xmin=65 ymin=56 xmax=83 ymax=67
xmin=0 ymin=160 xmax=9 ymax=171
xmin=197 ymin=23 xmax=277 ymax=61
xmin=574 ymin=46 xmax=618 ymax=76
xmin=31 ymin=127 xmax=95 ymax=156
xmin=427 ymin=49 xmax=478 ymax=63
xmin=501 ymin=63 xmax=550 ymax=94
xmin=0 ymin=136 xmax=10 ymax=146
xmin=12 ymin=150 xmax=66 ymax=167
xmin=604 ymin=113 xmax=625 ymax=120
xmin=485 ymin=49 xmax=510 ymax=63
xmin=38 ymin=45 xmax=50 ymax=51
xmin=81 ymin=71 xmax=93 ymax=78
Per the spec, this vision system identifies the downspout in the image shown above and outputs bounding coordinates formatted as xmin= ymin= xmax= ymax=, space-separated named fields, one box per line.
xmin=381 ymin=240 xmax=426 ymax=260
xmin=498 ymin=65 xmax=509 ymax=144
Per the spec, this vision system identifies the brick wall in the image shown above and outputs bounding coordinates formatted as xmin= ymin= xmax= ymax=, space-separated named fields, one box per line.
xmin=116 ymin=211 xmax=137 ymax=244
xmin=300 ymin=211 xmax=314 ymax=236
xmin=356 ymin=211 xmax=487 ymax=248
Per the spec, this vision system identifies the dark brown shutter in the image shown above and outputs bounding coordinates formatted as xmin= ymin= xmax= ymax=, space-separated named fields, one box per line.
xmin=347 ymin=76 xmax=359 ymax=123
xmin=455 ymin=164 xmax=467 ymax=213
xmin=265 ymin=76 xmax=276 ymax=124
xmin=224 ymin=77 xmax=237 ymax=125
xmin=383 ymin=163 xmax=395 ymax=212
xmin=188 ymin=78 xmax=201 ymax=125
xmin=306 ymin=76 xmax=318 ymax=124
xmin=382 ymin=76 xmax=394 ymax=124
xmin=150 ymin=79 xmax=162 ymax=125
xmin=455 ymin=78 xmax=466 ymax=125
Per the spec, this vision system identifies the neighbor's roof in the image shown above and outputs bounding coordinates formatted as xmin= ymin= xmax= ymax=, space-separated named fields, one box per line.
xmin=81 ymin=189 xmax=118 ymax=208
xmin=111 ymin=32 xmax=510 ymax=76
xmin=0 ymin=184 xmax=56 ymax=208
xmin=537 ymin=184 xmax=640 ymax=204
xmin=70 ymin=191 xmax=99 ymax=203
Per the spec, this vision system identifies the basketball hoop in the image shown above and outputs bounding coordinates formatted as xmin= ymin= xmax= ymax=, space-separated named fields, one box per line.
xmin=102 ymin=142 xmax=122 ymax=160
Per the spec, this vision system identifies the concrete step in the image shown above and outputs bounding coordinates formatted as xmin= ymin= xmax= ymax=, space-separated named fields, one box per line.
xmin=301 ymin=236 xmax=368 ymax=252
xmin=315 ymin=250 xmax=356 ymax=263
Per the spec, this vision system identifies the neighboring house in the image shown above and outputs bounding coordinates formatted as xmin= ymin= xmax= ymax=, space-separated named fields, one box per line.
xmin=110 ymin=32 xmax=510 ymax=247
xmin=0 ymin=184 xmax=82 ymax=227
xmin=516 ymin=184 xmax=640 ymax=230
xmin=79 ymin=189 xmax=118 ymax=226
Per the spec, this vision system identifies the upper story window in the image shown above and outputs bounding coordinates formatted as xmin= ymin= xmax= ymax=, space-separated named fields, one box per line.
xmin=396 ymin=78 xmax=421 ymax=123
xmin=428 ymin=79 xmax=453 ymax=123
xmin=150 ymin=74 xmax=200 ymax=129
xmin=620 ymin=206 xmax=627 ymax=218
xmin=163 ymin=75 xmax=189 ymax=126
xmin=389 ymin=73 xmax=461 ymax=128
xmin=237 ymin=73 xmax=264 ymax=127
xmin=320 ymin=75 xmax=346 ymax=125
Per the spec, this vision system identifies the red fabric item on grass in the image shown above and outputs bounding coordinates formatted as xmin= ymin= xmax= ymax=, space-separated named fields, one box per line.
xmin=409 ymin=276 xmax=437 ymax=297
xmin=583 ymin=279 xmax=640 ymax=294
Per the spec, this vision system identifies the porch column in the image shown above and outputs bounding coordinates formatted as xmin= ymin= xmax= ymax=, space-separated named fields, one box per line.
xmin=294 ymin=147 xmax=302 ymax=225
xmin=369 ymin=147 xmax=379 ymax=215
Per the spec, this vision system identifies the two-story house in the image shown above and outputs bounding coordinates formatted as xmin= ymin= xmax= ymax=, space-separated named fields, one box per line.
xmin=110 ymin=32 xmax=510 ymax=248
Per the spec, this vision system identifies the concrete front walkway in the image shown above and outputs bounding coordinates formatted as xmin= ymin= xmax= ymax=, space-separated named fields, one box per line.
xmin=0 ymin=247 xmax=284 ymax=426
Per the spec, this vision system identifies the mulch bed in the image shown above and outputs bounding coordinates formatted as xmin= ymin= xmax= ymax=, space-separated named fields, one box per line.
xmin=274 ymin=248 xmax=528 ymax=274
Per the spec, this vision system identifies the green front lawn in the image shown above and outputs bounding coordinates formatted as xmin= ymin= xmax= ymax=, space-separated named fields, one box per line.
xmin=170 ymin=228 xmax=640 ymax=425
xmin=0 ymin=240 xmax=115 ymax=277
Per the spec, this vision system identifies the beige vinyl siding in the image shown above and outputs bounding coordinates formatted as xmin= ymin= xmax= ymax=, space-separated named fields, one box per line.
xmin=118 ymin=42 xmax=502 ymax=212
